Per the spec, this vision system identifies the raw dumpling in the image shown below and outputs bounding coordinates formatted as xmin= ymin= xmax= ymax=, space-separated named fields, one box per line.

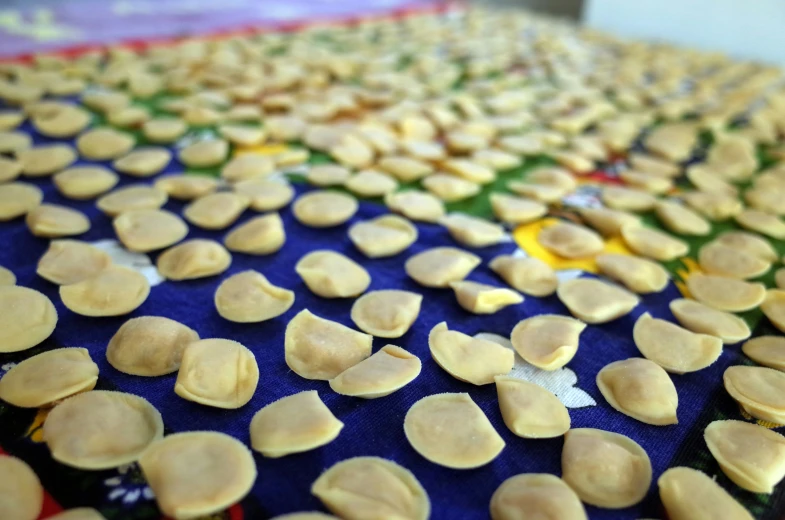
xmin=295 ymin=250 xmax=370 ymax=298
xmin=0 ymin=286 xmax=57 ymax=352
xmin=36 ymin=240 xmax=112 ymax=285
xmin=422 ymin=173 xmax=480 ymax=202
xmin=761 ymin=289 xmax=785 ymax=333
xmin=655 ymin=199 xmax=711 ymax=236
xmin=686 ymin=273 xmax=766 ymax=312
xmin=658 ymin=466 xmax=754 ymax=520
xmin=0 ymin=456 xmax=43 ymax=520
xmin=184 ymin=192 xmax=249 ymax=230
xmin=403 ymin=393 xmax=505 ymax=469
xmin=405 ymin=247 xmax=481 ymax=288
xmin=285 ymin=309 xmax=372 ymax=380
xmin=510 ymin=314 xmax=586 ymax=370
xmin=495 ymin=376 xmax=571 ymax=438
xmin=538 ymin=221 xmax=604 ymax=259
xmin=698 ymin=242 xmax=770 ymax=279
xmin=440 ymin=213 xmax=505 ymax=248
xmin=595 ymin=253 xmax=669 ymax=293
xmin=224 ymin=213 xmax=286 ymax=255
xmin=233 ymin=179 xmax=294 ymax=212
xmin=350 ymin=290 xmax=422 ymax=338
xmin=329 ymin=345 xmax=421 ymax=398
xmin=0 ymin=182 xmax=42 ymax=221
xmin=214 ymin=270 xmax=294 ymax=322
xmin=0 ymin=348 xmax=98 ymax=407
xmin=60 ymin=266 xmax=150 ymax=316
xmin=155 ymin=174 xmax=218 ymax=201
xmin=177 ymin=139 xmax=229 ymax=167
xmin=633 ymin=313 xmax=722 ymax=373
xmin=450 ymin=281 xmax=523 ymax=314
xmin=669 ymin=299 xmax=750 ymax=344
xmin=96 ymin=185 xmax=167 ymax=216
xmin=348 ymin=215 xmax=418 ymax=258
xmin=596 ymin=357 xmax=678 ymax=425
xmin=311 ymin=457 xmax=430 ymax=520
xmin=489 ymin=193 xmax=547 ymax=224
xmin=561 ymin=428 xmax=652 ymax=508
xmin=621 ymin=225 xmax=689 ymax=261
xmin=557 ymin=278 xmax=640 ymax=324
xmin=113 ymin=209 xmax=188 ymax=253
xmin=54 ymin=166 xmax=118 ymax=200
xmin=714 ymin=231 xmax=777 ymax=262
xmin=488 ymin=255 xmax=558 ymax=297
xmin=578 ymin=207 xmax=641 ymax=236
xmin=26 ymin=204 xmax=90 ymax=238
xmin=157 ymin=240 xmax=232 ymax=280
xmin=106 ymin=316 xmax=199 ymax=376
xmin=724 ymin=365 xmax=785 ymax=424
xmin=385 ymin=190 xmax=445 ymax=223
xmin=742 ymin=336 xmax=785 ymax=371
xmin=428 ymin=322 xmax=514 ymax=385
xmin=249 ymin=390 xmax=343 ymax=457
xmin=43 ymin=390 xmax=163 ymax=469
xmin=735 ymin=210 xmax=785 ymax=240
xmin=293 ymin=191 xmax=358 ymax=227
xmin=490 ymin=473 xmax=586 ymax=520
xmin=344 ymin=170 xmax=398 ymax=198
xmin=175 ymin=338 xmax=259 ymax=409
xmin=682 ymin=191 xmax=742 ymax=221
xmin=602 ymin=186 xmax=657 ymax=212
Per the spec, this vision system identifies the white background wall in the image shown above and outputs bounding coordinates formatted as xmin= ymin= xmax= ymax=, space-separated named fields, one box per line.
xmin=584 ymin=0 xmax=785 ymax=66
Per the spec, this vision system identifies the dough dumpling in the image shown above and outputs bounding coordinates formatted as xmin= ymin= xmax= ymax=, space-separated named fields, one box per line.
xmin=488 ymin=255 xmax=558 ymax=296
xmin=557 ymin=278 xmax=640 ymax=324
xmin=698 ymin=242 xmax=770 ymax=279
xmin=154 ymin=174 xmax=218 ymax=201
xmin=422 ymin=173 xmax=480 ymax=202
xmin=669 ymin=299 xmax=750 ymax=344
xmin=597 ymin=357 xmax=678 ymax=425
xmin=106 ymin=316 xmax=199 ymax=376
xmin=602 ymin=186 xmax=657 ymax=212
xmin=175 ymin=338 xmax=259 ymax=409
xmin=621 ymin=225 xmax=689 ymax=261
xmin=742 ymin=336 xmax=785 ymax=371
xmin=184 ymin=192 xmax=249 ymax=230
xmin=36 ymin=240 xmax=112 ymax=285
xmin=538 ymin=221 xmax=604 ymax=259
xmin=450 ymin=280 xmax=523 ymax=314
xmin=595 ymin=253 xmax=669 ymax=293
xmin=350 ymin=290 xmax=422 ymax=338
xmin=735 ymin=209 xmax=785 ymax=240
xmin=285 ymin=309 xmax=372 ymax=380
xmin=293 ymin=191 xmax=358 ymax=228
xmin=224 ymin=213 xmax=286 ymax=255
xmin=761 ymin=289 xmax=785 ymax=333
xmin=633 ymin=312 xmax=722 ymax=374
xmin=0 ymin=286 xmax=57 ymax=352
xmin=329 ymin=345 xmax=421 ymax=398
xmin=113 ymin=209 xmax=188 ymax=253
xmin=495 ymin=376 xmax=571 ymax=438
xmin=403 ymin=393 xmax=505 ymax=469
xmin=0 ymin=348 xmax=99 ymax=407
xmin=724 ymin=365 xmax=785 ymax=424
xmin=96 ymin=185 xmax=167 ymax=216
xmin=405 ymin=247 xmax=480 ymax=288
xmin=0 ymin=456 xmax=43 ymax=520
xmin=658 ymin=466 xmax=754 ymax=520
xmin=157 ymin=240 xmax=232 ymax=281
xmin=233 ymin=179 xmax=294 ymax=212
xmin=489 ymin=193 xmax=547 ymax=224
xmin=686 ymin=273 xmax=766 ymax=312
xmin=214 ymin=270 xmax=294 ymax=323
xmin=348 ymin=215 xmax=418 ymax=258
xmin=510 ymin=314 xmax=586 ymax=370
xmin=428 ymin=322 xmax=514 ymax=385
xmin=250 ymin=390 xmax=343 ymax=457
xmin=490 ymin=473 xmax=586 ymax=520
xmin=440 ymin=213 xmax=505 ymax=248
xmin=295 ymin=250 xmax=370 ymax=298
xmin=578 ymin=206 xmax=641 ymax=236
xmin=60 ymin=266 xmax=150 ymax=317
xmin=385 ymin=190 xmax=445 ymax=223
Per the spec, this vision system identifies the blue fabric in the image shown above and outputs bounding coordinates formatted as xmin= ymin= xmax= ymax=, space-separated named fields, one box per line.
xmin=0 ymin=120 xmax=772 ymax=519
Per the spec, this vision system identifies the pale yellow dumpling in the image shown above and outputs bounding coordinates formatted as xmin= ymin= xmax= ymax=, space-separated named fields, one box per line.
xmin=377 ymin=155 xmax=433 ymax=182
xmin=311 ymin=457 xmax=430 ymax=520
xmin=488 ymin=255 xmax=558 ymax=296
xmin=658 ymin=466 xmax=754 ymax=520
xmin=0 ymin=348 xmax=98 ymax=408
xmin=54 ymin=166 xmax=119 ymax=200
xmin=669 ymin=298 xmax=751 ymax=344
xmin=628 ymin=152 xmax=680 ymax=177
xmin=348 ymin=215 xmax=418 ymax=258
xmin=0 ymin=456 xmax=43 ymax=520
xmin=295 ymin=250 xmax=370 ymax=298
xmin=682 ymin=191 xmax=742 ymax=221
xmin=422 ymin=173 xmax=480 ymax=202
xmin=644 ymin=122 xmax=697 ymax=162
xmin=405 ymin=247 xmax=481 ymax=288
xmin=735 ymin=209 xmax=785 ymax=240
xmin=557 ymin=278 xmax=640 ymax=324
xmin=285 ymin=309 xmax=372 ymax=380
xmin=620 ymin=170 xmax=673 ymax=194
xmin=217 ymin=124 xmax=265 ymax=147
xmin=489 ymin=193 xmax=547 ymax=224
xmin=686 ymin=273 xmax=766 ymax=312
xmin=655 ymin=199 xmax=711 ymax=236
xmin=595 ymin=253 xmax=669 ymax=293
xmin=403 ymin=393 xmax=505 ymax=469
xmin=578 ymin=206 xmax=641 ymax=236
xmin=698 ymin=242 xmax=770 ymax=279
xmin=0 ymin=156 xmax=21 ymax=183
xmin=704 ymin=420 xmax=785 ymax=494
xmin=157 ymin=240 xmax=232 ymax=280
xmin=306 ymin=164 xmax=351 ymax=187
xmin=329 ymin=345 xmax=421 ymax=398
xmin=490 ymin=473 xmax=587 ymax=520
xmin=440 ymin=213 xmax=505 ymax=248
xmin=350 ymin=290 xmax=422 ymax=338
xmin=562 ymin=428 xmax=652 ymax=509
xmin=495 ymin=376 xmax=571 ymax=438
xmin=714 ymin=231 xmax=777 ymax=262
xmin=76 ymin=127 xmax=135 ymax=160
xmin=215 ymin=270 xmax=294 ymax=323
xmin=761 ymin=289 xmax=785 ymax=333
xmin=633 ymin=312 xmax=722 ymax=373
xmin=724 ymin=365 xmax=785 ymax=424
xmin=221 ymin=154 xmax=276 ymax=183
xmin=602 ymin=186 xmax=657 ymax=212
xmin=0 ymin=182 xmax=43 ymax=221
xmin=60 ymin=265 xmax=150 ymax=316
xmin=26 ymin=203 xmax=90 ymax=238
xmin=177 ymin=139 xmax=229 ymax=168
xmin=175 ymin=338 xmax=258 ymax=409
xmin=43 ymin=390 xmax=163 ymax=469
xmin=686 ymin=164 xmax=739 ymax=195
xmin=224 ymin=213 xmax=286 ymax=255
xmin=538 ymin=221 xmax=604 ymax=259
xmin=113 ymin=209 xmax=188 ymax=252
xmin=450 ymin=280 xmax=523 ymax=314
xmin=184 ymin=192 xmax=249 ymax=230
xmin=97 ymin=184 xmax=167 ymax=216
xmin=155 ymin=174 xmax=218 ymax=201
xmin=138 ymin=431 xmax=257 ymax=520
xmin=270 ymin=513 xmax=338 ymax=520
xmin=17 ymin=144 xmax=77 ymax=176
xmin=344 ymin=169 xmax=398 ymax=197
xmin=0 ymin=286 xmax=57 ymax=353
xmin=507 ymin=181 xmax=566 ymax=203
xmin=385 ymin=190 xmax=445 ymax=223
xmin=0 ymin=265 xmax=14 ymax=286
xmin=46 ymin=508 xmax=106 ymax=520
xmin=293 ymin=191 xmax=358 ymax=227
xmin=233 ymin=179 xmax=294 ymax=211
xmin=0 ymin=130 xmax=31 ymax=154
xmin=742 ymin=336 xmax=785 ymax=371
xmin=597 ymin=357 xmax=678 ymax=425
xmin=429 ymin=322 xmax=514 ymax=385
xmin=37 ymin=240 xmax=111 ymax=285
xmin=106 ymin=316 xmax=199 ymax=377
xmin=249 ymin=390 xmax=343 ymax=457
xmin=143 ymin=118 xmax=187 ymax=143
xmin=510 ymin=314 xmax=586 ymax=370
xmin=112 ymin=147 xmax=172 ymax=177
xmin=621 ymin=224 xmax=689 ymax=261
